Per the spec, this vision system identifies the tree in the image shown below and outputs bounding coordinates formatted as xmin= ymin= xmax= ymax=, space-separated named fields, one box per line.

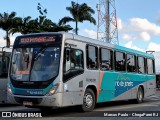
xmin=9 ymin=16 xmax=32 ymax=34
xmin=10 ymin=2 xmax=73 ymax=36
xmin=36 ymin=16 xmax=73 ymax=32
xmin=36 ymin=3 xmax=72 ymax=32
xmin=10 ymin=16 xmax=73 ymax=35
xmin=60 ymin=1 xmax=96 ymax=35
xmin=0 ymin=12 xmax=17 ymax=47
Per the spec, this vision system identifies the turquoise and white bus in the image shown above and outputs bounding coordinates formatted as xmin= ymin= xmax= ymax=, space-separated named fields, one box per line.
xmin=7 ymin=32 xmax=156 ymax=111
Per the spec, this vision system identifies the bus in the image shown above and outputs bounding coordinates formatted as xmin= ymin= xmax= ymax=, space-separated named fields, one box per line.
xmin=7 ymin=32 xmax=156 ymax=111
xmin=0 ymin=47 xmax=12 ymax=103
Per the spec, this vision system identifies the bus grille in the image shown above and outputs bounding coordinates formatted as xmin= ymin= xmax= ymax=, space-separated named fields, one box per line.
xmin=14 ymin=97 xmax=42 ymax=104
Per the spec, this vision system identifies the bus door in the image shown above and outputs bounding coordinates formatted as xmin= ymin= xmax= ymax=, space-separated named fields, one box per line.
xmin=62 ymin=46 xmax=85 ymax=106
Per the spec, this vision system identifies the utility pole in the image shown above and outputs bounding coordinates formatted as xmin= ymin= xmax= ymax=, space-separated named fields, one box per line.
xmin=97 ymin=0 xmax=119 ymax=44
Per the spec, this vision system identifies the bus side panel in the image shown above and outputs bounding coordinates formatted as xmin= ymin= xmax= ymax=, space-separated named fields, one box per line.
xmin=97 ymin=72 xmax=150 ymax=102
xmin=130 ymin=74 xmax=147 ymax=99
xmin=97 ymin=71 xmax=132 ymax=103
xmin=145 ymin=75 xmax=156 ymax=97
xmin=110 ymin=73 xmax=147 ymax=101
xmin=97 ymin=71 xmax=115 ymax=103
xmin=62 ymin=75 xmax=85 ymax=107
xmin=62 ymin=40 xmax=86 ymax=107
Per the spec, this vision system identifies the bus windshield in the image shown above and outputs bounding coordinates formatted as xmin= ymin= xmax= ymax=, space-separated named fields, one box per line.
xmin=10 ymin=47 xmax=61 ymax=81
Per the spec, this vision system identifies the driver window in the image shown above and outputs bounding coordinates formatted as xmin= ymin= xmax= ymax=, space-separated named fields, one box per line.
xmin=63 ymin=48 xmax=84 ymax=81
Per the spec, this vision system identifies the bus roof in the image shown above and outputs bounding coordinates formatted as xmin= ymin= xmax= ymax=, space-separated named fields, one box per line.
xmin=15 ymin=32 xmax=154 ymax=59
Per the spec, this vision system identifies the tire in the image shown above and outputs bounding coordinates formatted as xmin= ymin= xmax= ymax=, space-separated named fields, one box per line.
xmin=136 ymin=87 xmax=144 ymax=103
xmin=81 ymin=88 xmax=95 ymax=112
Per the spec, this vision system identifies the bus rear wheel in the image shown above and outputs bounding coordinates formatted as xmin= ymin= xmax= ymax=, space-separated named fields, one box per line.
xmin=136 ymin=87 xmax=144 ymax=103
xmin=81 ymin=88 xmax=95 ymax=112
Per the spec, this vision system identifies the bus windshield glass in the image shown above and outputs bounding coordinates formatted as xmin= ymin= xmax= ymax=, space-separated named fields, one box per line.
xmin=10 ymin=47 xmax=61 ymax=81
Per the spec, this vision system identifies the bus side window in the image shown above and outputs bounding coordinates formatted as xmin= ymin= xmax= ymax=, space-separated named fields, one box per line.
xmin=115 ymin=51 xmax=126 ymax=71
xmin=147 ymin=59 xmax=154 ymax=74
xmin=86 ymin=45 xmax=98 ymax=69
xmin=63 ymin=48 xmax=84 ymax=82
xmin=100 ymin=48 xmax=113 ymax=71
xmin=137 ymin=56 xmax=145 ymax=74
xmin=63 ymin=48 xmax=70 ymax=73
xmin=126 ymin=54 xmax=136 ymax=72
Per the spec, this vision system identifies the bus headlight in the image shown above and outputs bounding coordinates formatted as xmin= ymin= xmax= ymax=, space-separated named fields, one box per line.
xmin=7 ymin=84 xmax=12 ymax=94
xmin=48 ymin=83 xmax=59 ymax=95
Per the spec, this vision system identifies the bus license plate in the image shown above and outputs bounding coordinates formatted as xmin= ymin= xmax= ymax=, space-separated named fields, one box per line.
xmin=23 ymin=101 xmax=33 ymax=106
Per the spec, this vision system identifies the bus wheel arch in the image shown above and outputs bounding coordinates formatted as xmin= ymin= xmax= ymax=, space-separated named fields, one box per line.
xmin=86 ymin=85 xmax=97 ymax=102
xmin=81 ymin=85 xmax=97 ymax=112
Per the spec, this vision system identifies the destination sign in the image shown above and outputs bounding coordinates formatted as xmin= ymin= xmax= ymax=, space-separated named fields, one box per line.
xmin=20 ymin=37 xmax=55 ymax=44
xmin=13 ymin=34 xmax=62 ymax=48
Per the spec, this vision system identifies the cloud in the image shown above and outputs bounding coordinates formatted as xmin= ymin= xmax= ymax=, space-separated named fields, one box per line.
xmin=117 ymin=18 xmax=123 ymax=30
xmin=139 ymin=32 xmax=151 ymax=41
xmin=81 ymin=29 xmax=97 ymax=39
xmin=129 ymin=18 xmax=160 ymax=35
xmin=124 ymin=41 xmax=144 ymax=52
xmin=147 ymin=42 xmax=160 ymax=51
xmin=122 ymin=32 xmax=150 ymax=41
xmin=120 ymin=18 xmax=160 ymax=41
xmin=81 ymin=18 xmax=159 ymax=42
xmin=125 ymin=41 xmax=160 ymax=53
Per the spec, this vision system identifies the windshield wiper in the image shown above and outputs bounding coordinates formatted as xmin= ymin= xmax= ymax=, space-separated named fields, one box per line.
xmin=33 ymin=46 xmax=48 ymax=61
xmin=29 ymin=46 xmax=48 ymax=81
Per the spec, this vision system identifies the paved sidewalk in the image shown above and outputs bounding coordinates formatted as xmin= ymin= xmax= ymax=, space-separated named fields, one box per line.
xmin=144 ymin=89 xmax=160 ymax=101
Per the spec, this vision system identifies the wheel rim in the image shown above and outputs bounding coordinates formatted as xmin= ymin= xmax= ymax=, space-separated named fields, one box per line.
xmin=84 ymin=93 xmax=93 ymax=108
xmin=138 ymin=89 xmax=143 ymax=101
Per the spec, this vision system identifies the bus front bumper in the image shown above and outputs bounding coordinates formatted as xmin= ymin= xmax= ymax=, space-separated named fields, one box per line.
xmin=7 ymin=93 xmax=62 ymax=107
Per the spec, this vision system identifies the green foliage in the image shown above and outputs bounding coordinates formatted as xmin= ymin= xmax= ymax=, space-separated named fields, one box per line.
xmin=0 ymin=2 xmax=96 ymax=47
xmin=9 ymin=3 xmax=73 ymax=35
xmin=0 ymin=12 xmax=17 ymax=47
xmin=9 ymin=16 xmax=73 ymax=35
xmin=60 ymin=1 xmax=96 ymax=34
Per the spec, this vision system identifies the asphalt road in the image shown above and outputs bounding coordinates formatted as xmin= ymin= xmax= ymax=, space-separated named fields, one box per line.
xmin=0 ymin=90 xmax=160 ymax=120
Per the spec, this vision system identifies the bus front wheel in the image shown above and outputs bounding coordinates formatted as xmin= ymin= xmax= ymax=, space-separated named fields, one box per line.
xmin=81 ymin=88 xmax=95 ymax=112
